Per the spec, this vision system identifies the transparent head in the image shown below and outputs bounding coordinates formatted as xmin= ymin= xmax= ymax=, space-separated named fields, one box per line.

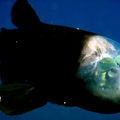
xmin=76 ymin=35 xmax=120 ymax=104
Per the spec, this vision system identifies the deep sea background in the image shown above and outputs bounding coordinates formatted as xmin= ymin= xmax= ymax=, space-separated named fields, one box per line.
xmin=0 ymin=0 xmax=120 ymax=120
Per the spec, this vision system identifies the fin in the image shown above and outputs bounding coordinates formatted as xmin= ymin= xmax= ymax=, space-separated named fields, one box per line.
xmin=0 ymin=83 xmax=33 ymax=93
xmin=11 ymin=0 xmax=44 ymax=29
xmin=0 ymin=83 xmax=33 ymax=115
xmin=0 ymin=83 xmax=47 ymax=115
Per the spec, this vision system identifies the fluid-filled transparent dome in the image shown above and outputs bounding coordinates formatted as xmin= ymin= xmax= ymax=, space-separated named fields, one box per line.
xmin=76 ymin=35 xmax=120 ymax=104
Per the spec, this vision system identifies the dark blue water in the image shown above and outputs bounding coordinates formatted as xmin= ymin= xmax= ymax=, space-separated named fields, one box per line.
xmin=0 ymin=0 xmax=120 ymax=120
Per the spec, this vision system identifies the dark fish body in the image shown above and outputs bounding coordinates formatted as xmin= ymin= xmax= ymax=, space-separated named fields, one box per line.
xmin=0 ymin=0 xmax=120 ymax=115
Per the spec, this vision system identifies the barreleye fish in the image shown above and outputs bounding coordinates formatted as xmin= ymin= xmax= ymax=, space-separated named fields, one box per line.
xmin=0 ymin=0 xmax=120 ymax=115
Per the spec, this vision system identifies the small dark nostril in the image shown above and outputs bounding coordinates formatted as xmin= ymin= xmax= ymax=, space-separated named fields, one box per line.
xmin=117 ymin=63 xmax=120 ymax=67
xmin=111 ymin=68 xmax=116 ymax=73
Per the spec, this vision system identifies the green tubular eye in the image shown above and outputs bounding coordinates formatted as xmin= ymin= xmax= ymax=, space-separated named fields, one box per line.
xmin=97 ymin=57 xmax=117 ymax=72
xmin=115 ymin=55 xmax=120 ymax=65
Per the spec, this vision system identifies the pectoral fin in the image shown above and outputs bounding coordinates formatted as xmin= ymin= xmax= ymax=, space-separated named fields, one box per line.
xmin=0 ymin=83 xmax=36 ymax=115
